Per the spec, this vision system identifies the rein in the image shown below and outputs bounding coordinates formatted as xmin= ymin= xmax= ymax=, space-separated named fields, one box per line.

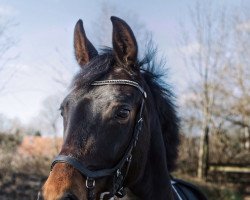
xmin=51 ymin=79 xmax=147 ymax=200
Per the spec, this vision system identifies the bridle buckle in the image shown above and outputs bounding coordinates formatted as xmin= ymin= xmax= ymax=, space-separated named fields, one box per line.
xmin=126 ymin=154 xmax=132 ymax=162
xmin=86 ymin=177 xmax=95 ymax=189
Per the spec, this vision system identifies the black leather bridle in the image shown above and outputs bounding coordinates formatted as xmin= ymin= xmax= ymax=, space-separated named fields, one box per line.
xmin=51 ymin=79 xmax=147 ymax=200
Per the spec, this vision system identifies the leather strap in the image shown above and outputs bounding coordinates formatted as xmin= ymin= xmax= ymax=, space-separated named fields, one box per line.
xmin=171 ymin=179 xmax=208 ymax=200
xmin=51 ymin=155 xmax=117 ymax=179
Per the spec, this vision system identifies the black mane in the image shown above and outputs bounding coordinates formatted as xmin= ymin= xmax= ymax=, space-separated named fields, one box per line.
xmin=141 ymin=65 xmax=180 ymax=171
xmin=73 ymin=48 xmax=180 ymax=171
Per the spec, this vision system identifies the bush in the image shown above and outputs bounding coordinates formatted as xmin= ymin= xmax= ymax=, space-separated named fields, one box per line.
xmin=0 ymin=133 xmax=22 ymax=176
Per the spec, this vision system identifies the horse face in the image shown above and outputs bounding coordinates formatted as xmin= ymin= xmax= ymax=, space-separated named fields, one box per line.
xmin=40 ymin=82 xmax=141 ymax=200
xmin=61 ymin=78 xmax=140 ymax=163
xmin=40 ymin=16 xmax=145 ymax=200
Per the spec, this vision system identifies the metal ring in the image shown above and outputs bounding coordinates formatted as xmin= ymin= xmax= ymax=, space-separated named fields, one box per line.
xmin=99 ymin=192 xmax=111 ymax=200
xmin=86 ymin=177 xmax=95 ymax=189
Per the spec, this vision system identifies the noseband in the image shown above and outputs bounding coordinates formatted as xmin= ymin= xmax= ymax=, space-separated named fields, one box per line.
xmin=51 ymin=79 xmax=147 ymax=200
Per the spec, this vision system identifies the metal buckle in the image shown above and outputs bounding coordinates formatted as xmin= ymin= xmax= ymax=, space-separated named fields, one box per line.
xmin=86 ymin=177 xmax=95 ymax=189
xmin=100 ymin=192 xmax=112 ymax=200
xmin=116 ymin=169 xmax=121 ymax=177
xmin=116 ymin=187 xmax=126 ymax=198
xmin=126 ymin=155 xmax=132 ymax=162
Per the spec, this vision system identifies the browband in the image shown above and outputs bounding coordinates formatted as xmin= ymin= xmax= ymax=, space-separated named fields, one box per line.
xmin=91 ymin=79 xmax=147 ymax=99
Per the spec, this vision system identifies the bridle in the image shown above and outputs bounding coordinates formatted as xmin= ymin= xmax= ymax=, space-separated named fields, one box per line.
xmin=51 ymin=79 xmax=147 ymax=200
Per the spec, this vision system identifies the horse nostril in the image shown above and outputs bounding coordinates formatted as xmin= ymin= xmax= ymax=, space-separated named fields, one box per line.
xmin=61 ymin=193 xmax=79 ymax=200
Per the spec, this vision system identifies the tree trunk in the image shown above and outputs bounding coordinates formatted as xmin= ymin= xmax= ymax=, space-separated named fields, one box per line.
xmin=244 ymin=126 xmax=250 ymax=151
xmin=197 ymin=125 xmax=209 ymax=179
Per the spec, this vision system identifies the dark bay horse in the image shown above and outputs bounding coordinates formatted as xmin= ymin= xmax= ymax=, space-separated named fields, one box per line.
xmin=39 ymin=16 xmax=207 ymax=200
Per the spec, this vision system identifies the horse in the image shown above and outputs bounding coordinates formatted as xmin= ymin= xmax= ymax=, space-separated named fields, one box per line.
xmin=38 ymin=16 xmax=207 ymax=200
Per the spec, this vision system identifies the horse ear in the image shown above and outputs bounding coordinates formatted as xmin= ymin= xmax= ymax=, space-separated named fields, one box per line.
xmin=74 ymin=19 xmax=98 ymax=67
xmin=111 ymin=16 xmax=138 ymax=67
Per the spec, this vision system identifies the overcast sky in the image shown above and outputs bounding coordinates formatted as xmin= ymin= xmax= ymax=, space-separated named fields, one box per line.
xmin=0 ymin=0 xmax=245 ymax=125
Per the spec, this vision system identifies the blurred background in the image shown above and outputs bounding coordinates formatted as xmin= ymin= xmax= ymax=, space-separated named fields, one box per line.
xmin=0 ymin=0 xmax=249 ymax=199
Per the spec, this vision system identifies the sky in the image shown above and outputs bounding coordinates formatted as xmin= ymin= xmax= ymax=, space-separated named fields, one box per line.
xmin=0 ymin=0 xmax=246 ymax=126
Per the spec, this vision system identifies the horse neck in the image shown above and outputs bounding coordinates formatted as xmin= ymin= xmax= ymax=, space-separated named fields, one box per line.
xmin=129 ymin=120 xmax=175 ymax=200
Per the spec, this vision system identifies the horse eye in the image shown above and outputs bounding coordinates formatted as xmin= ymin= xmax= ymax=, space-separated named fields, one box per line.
xmin=116 ymin=109 xmax=130 ymax=119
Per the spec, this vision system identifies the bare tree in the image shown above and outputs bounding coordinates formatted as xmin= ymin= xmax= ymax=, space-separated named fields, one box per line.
xmin=0 ymin=14 xmax=18 ymax=93
xmin=213 ymin=7 xmax=250 ymax=151
xmin=30 ymin=94 xmax=63 ymax=137
xmin=0 ymin=114 xmax=12 ymax=132
xmin=179 ymin=1 xmax=231 ymax=179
